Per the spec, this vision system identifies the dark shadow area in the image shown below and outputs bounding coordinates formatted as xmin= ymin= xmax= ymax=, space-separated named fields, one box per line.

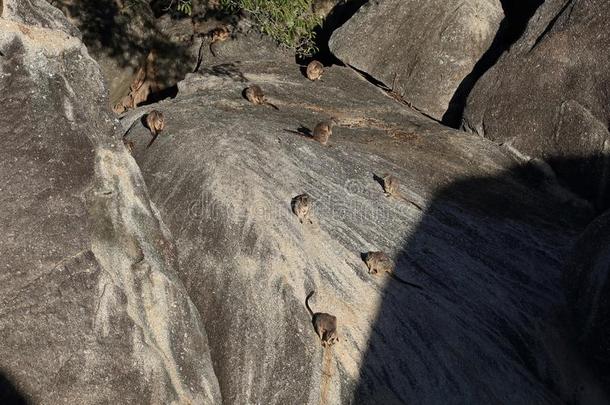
xmin=139 ymin=112 xmax=150 ymax=131
xmin=547 ymin=154 xmax=610 ymax=212
xmin=442 ymin=0 xmax=544 ymax=127
xmin=152 ymin=0 xmax=229 ymax=20
xmin=204 ymin=63 xmax=247 ymax=82
xmin=147 ymin=36 xmax=195 ymax=98
xmin=297 ymin=0 xmax=369 ymax=66
xmin=0 ymin=372 xmax=29 ymax=405
xmin=150 ymin=0 xmax=195 ymax=19
xmin=284 ymin=126 xmax=312 ymax=138
xmin=49 ymin=0 xmax=195 ymax=104
xmin=563 ymin=210 xmax=610 ymax=390
xmin=143 ymin=84 xmax=179 ymax=105
xmin=353 ymin=156 xmax=608 ymax=403
xmin=372 ymin=173 xmax=383 ymax=187
xmin=48 ymin=0 xmax=154 ymax=68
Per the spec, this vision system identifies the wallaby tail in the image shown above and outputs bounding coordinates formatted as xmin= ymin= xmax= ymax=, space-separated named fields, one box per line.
xmin=399 ymin=194 xmax=423 ymax=211
xmin=266 ymin=101 xmax=279 ymax=111
xmin=305 ymin=290 xmax=315 ymax=316
xmin=390 ymin=274 xmax=423 ymax=290
xmin=209 ymin=42 xmax=218 ymax=57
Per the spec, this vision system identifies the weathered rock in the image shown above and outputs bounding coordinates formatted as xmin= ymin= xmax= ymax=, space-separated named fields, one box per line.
xmin=0 ymin=1 xmax=220 ymax=403
xmin=329 ymin=0 xmax=503 ymax=121
xmin=565 ymin=209 xmax=610 ymax=378
xmin=122 ymin=36 xmax=607 ymax=403
xmin=462 ymin=0 xmax=610 ymax=208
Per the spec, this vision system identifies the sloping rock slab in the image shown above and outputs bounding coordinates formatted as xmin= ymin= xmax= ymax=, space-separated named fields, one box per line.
xmin=0 ymin=1 xmax=220 ymax=403
xmin=462 ymin=0 xmax=610 ymax=208
xmin=123 ymin=37 xmax=606 ymax=404
xmin=329 ymin=0 xmax=503 ymax=120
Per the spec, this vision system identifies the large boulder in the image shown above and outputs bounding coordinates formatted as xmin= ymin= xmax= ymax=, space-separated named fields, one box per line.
xmin=122 ymin=36 xmax=607 ymax=403
xmin=0 ymin=1 xmax=220 ymax=403
xmin=329 ymin=0 xmax=503 ymax=121
xmin=462 ymin=0 xmax=610 ymax=209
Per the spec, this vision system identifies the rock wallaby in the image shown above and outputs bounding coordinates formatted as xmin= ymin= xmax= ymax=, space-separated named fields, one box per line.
xmin=312 ymin=118 xmax=338 ymax=145
xmin=244 ymin=85 xmax=279 ymax=110
xmin=380 ymin=173 xmax=423 ymax=210
xmin=305 ymin=291 xmax=339 ymax=347
xmin=292 ymin=194 xmax=313 ymax=224
xmin=306 ymin=60 xmax=324 ymax=81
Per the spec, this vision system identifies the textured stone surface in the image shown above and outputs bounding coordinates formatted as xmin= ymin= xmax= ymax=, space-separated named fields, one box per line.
xmin=329 ymin=0 xmax=503 ymax=120
xmin=462 ymin=0 xmax=610 ymax=208
xmin=4 ymin=0 xmax=610 ymax=402
xmin=0 ymin=1 xmax=220 ymax=403
xmin=122 ymin=36 xmax=607 ymax=404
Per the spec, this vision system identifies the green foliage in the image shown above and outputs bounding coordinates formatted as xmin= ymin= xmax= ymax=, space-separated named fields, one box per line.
xmin=219 ymin=0 xmax=321 ymax=56
xmin=176 ymin=0 xmax=193 ymax=15
xmin=165 ymin=0 xmax=193 ymax=16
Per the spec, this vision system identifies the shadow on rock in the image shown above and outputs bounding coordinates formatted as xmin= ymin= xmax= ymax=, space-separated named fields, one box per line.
xmin=308 ymin=0 xmax=369 ymax=66
xmin=205 ymin=63 xmax=247 ymax=82
xmin=49 ymin=0 xmax=194 ymax=104
xmin=442 ymin=0 xmax=544 ymax=127
xmin=0 ymin=372 xmax=29 ymax=405
xmin=353 ymin=157 xmax=607 ymax=404
xmin=49 ymin=0 xmax=152 ymax=68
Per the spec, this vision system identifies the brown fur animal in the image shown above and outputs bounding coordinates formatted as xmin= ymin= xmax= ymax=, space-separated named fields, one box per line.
xmin=194 ymin=25 xmax=231 ymax=72
xmin=113 ymin=50 xmax=157 ymax=113
xmin=306 ymin=60 xmax=324 ymax=81
xmin=123 ymin=139 xmax=135 ymax=154
xmin=312 ymin=118 xmax=337 ymax=145
xmin=381 ymin=173 xmax=399 ymax=197
xmin=146 ymin=110 xmax=165 ymax=136
xmin=292 ymin=194 xmax=313 ymax=224
xmin=380 ymin=173 xmax=423 ymax=210
xmin=209 ymin=25 xmax=230 ymax=57
xmin=244 ymin=85 xmax=279 ymax=110
xmin=364 ymin=251 xmax=393 ymax=275
xmin=363 ymin=251 xmax=423 ymax=289
xmin=306 ymin=291 xmax=339 ymax=347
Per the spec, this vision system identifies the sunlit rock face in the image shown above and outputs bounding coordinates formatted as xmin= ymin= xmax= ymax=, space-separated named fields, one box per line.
xmin=122 ymin=35 xmax=606 ymax=404
xmin=0 ymin=1 xmax=220 ymax=403
xmin=329 ymin=0 xmax=504 ymax=121
xmin=2 ymin=0 xmax=608 ymax=402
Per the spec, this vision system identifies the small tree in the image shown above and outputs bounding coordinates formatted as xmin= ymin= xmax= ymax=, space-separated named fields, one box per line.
xmin=220 ymin=0 xmax=320 ymax=56
xmin=164 ymin=0 xmax=321 ymax=55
